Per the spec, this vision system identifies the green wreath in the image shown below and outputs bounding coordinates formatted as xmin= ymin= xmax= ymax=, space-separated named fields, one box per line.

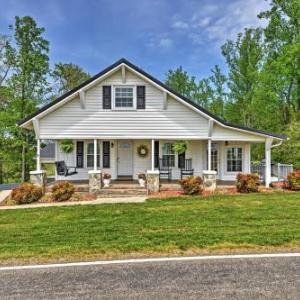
xmin=137 ymin=145 xmax=149 ymax=158
xmin=60 ymin=140 xmax=74 ymax=153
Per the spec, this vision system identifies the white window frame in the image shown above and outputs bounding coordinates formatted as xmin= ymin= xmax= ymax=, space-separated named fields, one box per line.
xmin=86 ymin=141 xmax=101 ymax=168
xmin=225 ymin=146 xmax=243 ymax=173
xmin=162 ymin=142 xmax=176 ymax=168
xmin=207 ymin=143 xmax=219 ymax=173
xmin=112 ymin=85 xmax=136 ymax=110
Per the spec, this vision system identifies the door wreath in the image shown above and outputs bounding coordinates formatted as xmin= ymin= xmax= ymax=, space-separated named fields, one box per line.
xmin=137 ymin=145 xmax=149 ymax=158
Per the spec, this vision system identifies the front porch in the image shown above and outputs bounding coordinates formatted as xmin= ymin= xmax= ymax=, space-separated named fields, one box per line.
xmin=31 ymin=137 xmax=280 ymax=195
xmin=45 ymin=139 xmax=254 ymax=181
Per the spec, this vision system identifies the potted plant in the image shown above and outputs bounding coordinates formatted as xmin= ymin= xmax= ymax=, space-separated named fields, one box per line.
xmin=172 ymin=140 xmax=187 ymax=154
xmin=137 ymin=172 xmax=146 ymax=187
xmin=103 ymin=173 xmax=111 ymax=187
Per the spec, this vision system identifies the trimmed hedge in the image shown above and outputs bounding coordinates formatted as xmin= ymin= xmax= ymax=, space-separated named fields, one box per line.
xmin=287 ymin=170 xmax=300 ymax=191
xmin=11 ymin=183 xmax=43 ymax=204
xmin=179 ymin=176 xmax=203 ymax=195
xmin=236 ymin=173 xmax=260 ymax=193
xmin=51 ymin=181 xmax=75 ymax=202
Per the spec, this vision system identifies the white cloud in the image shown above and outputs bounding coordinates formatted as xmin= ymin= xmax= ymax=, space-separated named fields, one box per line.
xmin=172 ymin=20 xmax=189 ymax=29
xmin=158 ymin=37 xmax=173 ymax=48
xmin=171 ymin=0 xmax=270 ymax=47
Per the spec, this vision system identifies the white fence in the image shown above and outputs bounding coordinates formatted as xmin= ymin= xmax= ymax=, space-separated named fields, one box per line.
xmin=251 ymin=162 xmax=293 ymax=181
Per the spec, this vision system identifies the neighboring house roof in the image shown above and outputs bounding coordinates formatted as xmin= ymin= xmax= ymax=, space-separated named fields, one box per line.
xmin=18 ymin=58 xmax=287 ymax=140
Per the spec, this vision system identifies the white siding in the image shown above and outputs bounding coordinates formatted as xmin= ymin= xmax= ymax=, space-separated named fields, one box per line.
xmin=212 ymin=124 xmax=265 ymax=142
xmin=39 ymin=69 xmax=209 ymax=139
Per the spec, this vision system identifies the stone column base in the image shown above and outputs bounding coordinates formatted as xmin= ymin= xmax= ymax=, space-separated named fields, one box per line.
xmin=88 ymin=170 xmax=102 ymax=194
xmin=202 ymin=170 xmax=217 ymax=191
xmin=30 ymin=170 xmax=47 ymax=194
xmin=146 ymin=170 xmax=160 ymax=193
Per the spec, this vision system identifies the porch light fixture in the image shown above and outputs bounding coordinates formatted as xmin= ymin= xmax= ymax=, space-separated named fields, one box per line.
xmin=111 ymin=142 xmax=114 ymax=148
xmin=225 ymin=141 xmax=229 ymax=146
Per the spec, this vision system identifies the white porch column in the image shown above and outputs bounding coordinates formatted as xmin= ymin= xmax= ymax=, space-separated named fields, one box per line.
xmin=36 ymin=138 xmax=41 ymax=171
xmin=94 ymin=139 xmax=97 ymax=171
xmin=151 ymin=139 xmax=155 ymax=171
xmin=265 ymin=138 xmax=273 ymax=187
xmin=207 ymin=139 xmax=212 ymax=171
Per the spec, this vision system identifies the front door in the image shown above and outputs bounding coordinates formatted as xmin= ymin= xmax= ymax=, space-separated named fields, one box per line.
xmin=117 ymin=141 xmax=133 ymax=176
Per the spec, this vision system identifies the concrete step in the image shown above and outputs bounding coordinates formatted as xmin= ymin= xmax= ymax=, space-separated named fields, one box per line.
xmin=98 ymin=188 xmax=148 ymax=196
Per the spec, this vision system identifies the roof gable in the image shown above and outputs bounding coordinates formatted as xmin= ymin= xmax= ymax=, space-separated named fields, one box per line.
xmin=18 ymin=58 xmax=287 ymax=140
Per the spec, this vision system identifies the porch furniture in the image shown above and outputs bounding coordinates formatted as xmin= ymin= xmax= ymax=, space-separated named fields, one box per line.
xmin=55 ymin=161 xmax=78 ymax=177
xmin=180 ymin=158 xmax=194 ymax=179
xmin=159 ymin=158 xmax=172 ymax=181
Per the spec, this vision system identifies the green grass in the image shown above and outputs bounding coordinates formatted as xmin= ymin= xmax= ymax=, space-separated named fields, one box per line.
xmin=0 ymin=192 xmax=299 ymax=264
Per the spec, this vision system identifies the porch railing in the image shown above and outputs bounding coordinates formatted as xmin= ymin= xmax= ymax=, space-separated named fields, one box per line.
xmin=251 ymin=162 xmax=293 ymax=181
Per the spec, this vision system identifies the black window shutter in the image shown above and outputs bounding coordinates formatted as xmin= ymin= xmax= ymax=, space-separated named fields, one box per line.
xmin=76 ymin=141 xmax=84 ymax=168
xmin=103 ymin=86 xmax=111 ymax=109
xmin=103 ymin=141 xmax=110 ymax=168
xmin=154 ymin=141 xmax=159 ymax=168
xmin=136 ymin=86 xmax=145 ymax=109
xmin=178 ymin=152 xmax=186 ymax=169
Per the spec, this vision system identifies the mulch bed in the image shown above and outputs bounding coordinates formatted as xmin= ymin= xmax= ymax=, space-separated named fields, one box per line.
xmin=149 ymin=185 xmax=290 ymax=198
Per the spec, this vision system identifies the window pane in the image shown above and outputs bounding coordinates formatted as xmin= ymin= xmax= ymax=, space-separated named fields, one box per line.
xmin=227 ymin=147 xmax=242 ymax=172
xmin=115 ymin=87 xmax=133 ymax=108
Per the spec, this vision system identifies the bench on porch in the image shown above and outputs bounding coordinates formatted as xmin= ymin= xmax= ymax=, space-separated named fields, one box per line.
xmin=159 ymin=158 xmax=172 ymax=181
xmin=180 ymin=158 xmax=194 ymax=179
xmin=55 ymin=161 xmax=78 ymax=177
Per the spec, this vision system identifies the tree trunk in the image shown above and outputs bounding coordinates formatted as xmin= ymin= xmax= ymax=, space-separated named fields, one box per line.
xmin=21 ymin=142 xmax=26 ymax=183
xmin=0 ymin=160 xmax=3 ymax=184
xmin=297 ymin=76 xmax=300 ymax=121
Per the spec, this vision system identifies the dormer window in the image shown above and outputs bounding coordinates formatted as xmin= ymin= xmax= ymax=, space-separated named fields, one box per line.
xmin=114 ymin=86 xmax=135 ymax=109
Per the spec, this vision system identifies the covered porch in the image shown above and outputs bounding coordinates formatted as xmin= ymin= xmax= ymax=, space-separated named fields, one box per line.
xmin=34 ymin=137 xmax=279 ymax=191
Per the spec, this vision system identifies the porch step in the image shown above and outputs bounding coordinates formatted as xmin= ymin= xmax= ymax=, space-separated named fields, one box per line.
xmin=98 ymin=188 xmax=148 ymax=197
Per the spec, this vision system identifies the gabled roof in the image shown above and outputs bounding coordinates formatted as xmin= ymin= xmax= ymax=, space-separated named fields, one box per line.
xmin=18 ymin=58 xmax=287 ymax=140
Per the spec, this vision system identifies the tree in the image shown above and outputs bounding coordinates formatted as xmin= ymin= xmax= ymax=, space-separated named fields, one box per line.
xmin=209 ymin=65 xmax=227 ymax=118
xmin=165 ymin=66 xmax=198 ymax=99
xmin=258 ymin=0 xmax=300 ymax=121
xmin=6 ymin=16 xmax=50 ymax=182
xmin=273 ymin=119 xmax=300 ymax=169
xmin=52 ymin=62 xmax=90 ymax=96
xmin=221 ymin=28 xmax=264 ymax=127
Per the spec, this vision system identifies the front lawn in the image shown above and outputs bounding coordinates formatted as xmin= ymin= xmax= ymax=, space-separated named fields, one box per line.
xmin=0 ymin=192 xmax=299 ymax=264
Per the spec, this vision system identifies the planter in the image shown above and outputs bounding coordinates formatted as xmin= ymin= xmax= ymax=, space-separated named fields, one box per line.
xmin=103 ymin=179 xmax=111 ymax=188
xmin=138 ymin=178 xmax=146 ymax=187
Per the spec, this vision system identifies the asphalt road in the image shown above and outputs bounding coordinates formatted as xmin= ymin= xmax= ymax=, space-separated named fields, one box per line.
xmin=0 ymin=256 xmax=299 ymax=299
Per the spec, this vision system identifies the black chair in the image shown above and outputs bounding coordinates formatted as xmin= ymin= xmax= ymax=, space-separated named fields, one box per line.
xmin=180 ymin=159 xmax=194 ymax=179
xmin=55 ymin=161 xmax=78 ymax=176
xmin=159 ymin=157 xmax=172 ymax=181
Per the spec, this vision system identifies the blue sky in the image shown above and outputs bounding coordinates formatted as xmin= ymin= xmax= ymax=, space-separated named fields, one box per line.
xmin=0 ymin=0 xmax=269 ymax=80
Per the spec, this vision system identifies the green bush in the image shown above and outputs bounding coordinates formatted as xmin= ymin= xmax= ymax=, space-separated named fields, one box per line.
xmin=179 ymin=176 xmax=203 ymax=195
xmin=11 ymin=183 xmax=43 ymax=204
xmin=287 ymin=170 xmax=300 ymax=191
xmin=236 ymin=173 xmax=260 ymax=193
xmin=51 ymin=181 xmax=75 ymax=202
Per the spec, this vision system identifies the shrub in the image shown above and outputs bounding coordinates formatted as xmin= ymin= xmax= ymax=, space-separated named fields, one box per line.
xmin=179 ymin=176 xmax=203 ymax=195
xmin=287 ymin=170 xmax=300 ymax=191
xmin=236 ymin=173 xmax=260 ymax=193
xmin=51 ymin=181 xmax=75 ymax=202
xmin=11 ymin=183 xmax=43 ymax=204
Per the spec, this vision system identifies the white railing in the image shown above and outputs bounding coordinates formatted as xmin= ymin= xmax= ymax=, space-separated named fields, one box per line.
xmin=251 ymin=162 xmax=293 ymax=181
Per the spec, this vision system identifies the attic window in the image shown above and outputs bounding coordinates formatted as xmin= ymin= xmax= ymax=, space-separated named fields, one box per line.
xmin=114 ymin=86 xmax=135 ymax=108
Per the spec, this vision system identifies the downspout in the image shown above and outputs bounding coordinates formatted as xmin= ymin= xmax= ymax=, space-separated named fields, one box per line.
xmin=271 ymin=140 xmax=283 ymax=149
